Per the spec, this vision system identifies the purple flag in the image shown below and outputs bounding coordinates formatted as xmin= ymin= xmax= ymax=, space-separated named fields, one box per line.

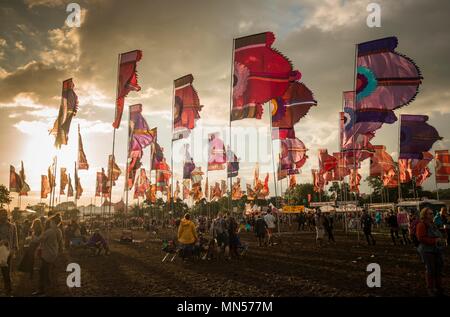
xmin=400 ymin=115 xmax=442 ymax=159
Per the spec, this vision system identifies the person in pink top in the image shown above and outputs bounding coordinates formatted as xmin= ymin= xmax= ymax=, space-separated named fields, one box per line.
xmin=397 ymin=207 xmax=411 ymax=245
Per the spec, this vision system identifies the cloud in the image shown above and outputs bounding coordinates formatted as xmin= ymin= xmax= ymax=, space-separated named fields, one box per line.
xmin=24 ymin=0 xmax=66 ymax=8
xmin=39 ymin=27 xmax=81 ymax=71
xmin=15 ymin=41 xmax=25 ymax=51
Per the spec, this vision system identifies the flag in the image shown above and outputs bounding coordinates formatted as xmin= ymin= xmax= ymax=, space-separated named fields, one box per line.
xmin=318 ymin=149 xmax=338 ymax=173
xmin=271 ymin=81 xmax=317 ymax=138
xmin=156 ymin=158 xmax=171 ymax=192
xmin=399 ymin=152 xmax=433 ymax=185
xmin=246 ymin=183 xmax=256 ymax=200
xmin=208 ymin=133 xmax=226 ymax=171
xmin=60 ymin=167 xmax=68 ymax=195
xmin=289 ymin=174 xmax=297 ymax=189
xmin=204 ymin=177 xmax=209 ymax=201
xmin=9 ymin=165 xmax=22 ymax=193
xmin=231 ymin=32 xmax=301 ymax=121
xmin=183 ymin=144 xmax=196 ymax=179
xmin=232 ymin=177 xmax=242 ymax=200
xmin=331 ymin=152 xmax=351 ymax=181
xmin=151 ymin=140 xmax=165 ymax=171
xmin=145 ymin=184 xmax=157 ymax=204
xmin=107 ymin=155 xmax=121 ymax=186
xmin=400 ymin=115 xmax=442 ymax=159
xmin=77 ymin=124 xmax=89 ymax=170
xmin=226 ymin=148 xmax=240 ymax=178
xmin=48 ymin=164 xmax=56 ymax=191
xmin=221 ymin=180 xmax=227 ymax=197
xmin=211 ymin=182 xmax=222 ymax=201
xmin=383 ymin=169 xmax=398 ymax=188
xmin=182 ymin=179 xmax=190 ymax=200
xmin=191 ymin=182 xmax=203 ymax=202
xmin=173 ymin=74 xmax=203 ymax=140
xmin=436 ymin=150 xmax=450 ymax=177
xmin=369 ymin=145 xmax=396 ymax=177
xmin=50 ymin=78 xmax=79 ymax=148
xmin=312 ymin=169 xmax=324 ymax=193
xmin=113 ymin=50 xmax=143 ymax=129
xmin=191 ymin=166 xmax=204 ymax=185
xmin=136 ymin=168 xmax=150 ymax=198
xmin=280 ymin=138 xmax=308 ymax=173
xmin=127 ymin=104 xmax=155 ymax=189
xmin=67 ymin=174 xmax=74 ymax=197
xmin=40 ymin=175 xmax=51 ymax=199
xmin=260 ymin=174 xmax=270 ymax=199
xmin=95 ymin=171 xmax=103 ymax=197
xmin=75 ymin=166 xmax=82 ymax=199
xmin=174 ymin=180 xmax=180 ymax=200
xmin=349 ymin=169 xmax=362 ymax=193
xmin=19 ymin=161 xmax=30 ymax=196
xmin=356 ymin=36 xmax=422 ymax=115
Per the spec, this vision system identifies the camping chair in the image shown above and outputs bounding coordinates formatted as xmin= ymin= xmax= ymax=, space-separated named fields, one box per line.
xmin=161 ymin=239 xmax=178 ymax=262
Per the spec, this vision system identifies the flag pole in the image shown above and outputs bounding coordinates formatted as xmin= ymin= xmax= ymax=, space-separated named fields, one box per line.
xmin=351 ymin=44 xmax=358 ymax=204
xmin=269 ymin=102 xmax=280 ymax=234
xmin=228 ymin=37 xmax=235 ymax=214
xmin=397 ymin=116 xmax=402 ymax=202
xmin=170 ymin=80 xmax=175 ymax=216
xmin=108 ymin=53 xmax=120 ymax=228
xmin=74 ymin=161 xmax=78 ymax=209
xmin=125 ymin=105 xmax=131 ymax=225
xmin=52 ymin=156 xmax=58 ymax=210
xmin=434 ymin=153 xmax=440 ymax=200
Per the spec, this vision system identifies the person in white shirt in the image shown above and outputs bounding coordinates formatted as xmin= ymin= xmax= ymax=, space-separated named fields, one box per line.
xmin=263 ymin=207 xmax=276 ymax=246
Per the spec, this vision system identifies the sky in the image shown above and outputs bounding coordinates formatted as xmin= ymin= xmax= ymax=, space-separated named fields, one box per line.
xmin=0 ymin=0 xmax=449 ymax=208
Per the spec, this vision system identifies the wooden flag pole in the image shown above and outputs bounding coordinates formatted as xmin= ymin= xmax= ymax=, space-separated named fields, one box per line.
xmin=227 ymin=37 xmax=235 ymax=214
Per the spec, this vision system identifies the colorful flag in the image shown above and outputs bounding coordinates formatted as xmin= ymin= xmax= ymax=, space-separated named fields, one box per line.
xmin=40 ymin=175 xmax=51 ymax=199
xmin=191 ymin=166 xmax=204 ymax=185
xmin=211 ymin=182 xmax=222 ymax=201
xmin=312 ymin=169 xmax=324 ymax=193
xmin=208 ymin=133 xmax=226 ymax=171
xmin=60 ymin=167 xmax=68 ymax=195
xmin=173 ymin=74 xmax=203 ymax=140
xmin=331 ymin=152 xmax=351 ymax=181
xmin=204 ymin=177 xmax=209 ymax=201
xmin=436 ymin=150 xmax=450 ymax=177
xmin=191 ymin=182 xmax=203 ymax=202
xmin=369 ymin=145 xmax=396 ymax=177
xmin=182 ymin=179 xmax=190 ymax=200
xmin=349 ymin=169 xmax=362 ymax=193
xmin=183 ymin=144 xmax=195 ymax=179
xmin=246 ymin=183 xmax=256 ymax=200
xmin=174 ymin=180 xmax=180 ymax=200
xmin=136 ymin=168 xmax=150 ymax=198
xmin=232 ymin=177 xmax=242 ymax=200
xmin=318 ymin=149 xmax=338 ymax=173
xmin=95 ymin=171 xmax=103 ymax=197
xmin=50 ymin=78 xmax=78 ymax=148
xmin=280 ymin=138 xmax=308 ymax=173
xmin=226 ymin=148 xmax=240 ymax=178
xmin=271 ymin=81 xmax=317 ymax=138
xmin=67 ymin=174 xmax=74 ymax=197
xmin=77 ymin=124 xmax=89 ymax=170
xmin=113 ymin=50 xmax=143 ymax=129
xmin=400 ymin=115 xmax=442 ymax=160
xmin=9 ymin=165 xmax=22 ymax=193
xmin=19 ymin=161 xmax=30 ymax=196
xmin=221 ymin=180 xmax=227 ymax=197
xmin=107 ymin=155 xmax=121 ymax=186
xmin=75 ymin=166 xmax=82 ymax=199
xmin=231 ymin=32 xmax=301 ymax=121
xmin=399 ymin=152 xmax=433 ymax=186
xmin=156 ymin=158 xmax=171 ymax=192
xmin=289 ymin=174 xmax=297 ymax=189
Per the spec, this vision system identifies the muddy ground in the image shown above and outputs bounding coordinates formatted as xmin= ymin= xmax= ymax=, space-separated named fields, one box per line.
xmin=4 ymin=227 xmax=450 ymax=297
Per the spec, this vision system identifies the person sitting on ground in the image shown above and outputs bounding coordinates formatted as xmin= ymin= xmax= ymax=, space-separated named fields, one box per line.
xmin=177 ymin=213 xmax=198 ymax=260
xmin=87 ymin=229 xmax=110 ymax=256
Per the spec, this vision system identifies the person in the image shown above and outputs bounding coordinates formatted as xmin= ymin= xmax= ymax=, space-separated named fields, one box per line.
xmin=387 ymin=210 xmax=400 ymax=245
xmin=297 ymin=212 xmax=305 ymax=231
xmin=409 ymin=213 xmax=420 ymax=247
xmin=416 ymin=207 xmax=446 ymax=296
xmin=211 ymin=213 xmax=229 ymax=259
xmin=18 ymin=218 xmax=44 ymax=280
xmin=397 ymin=208 xmax=411 ymax=245
xmin=434 ymin=207 xmax=449 ymax=245
xmin=87 ymin=229 xmax=110 ymax=255
xmin=227 ymin=216 xmax=239 ymax=258
xmin=323 ymin=213 xmax=335 ymax=243
xmin=177 ymin=213 xmax=198 ymax=260
xmin=254 ymin=213 xmax=268 ymax=247
xmin=263 ymin=209 xmax=276 ymax=246
xmin=0 ymin=209 xmax=18 ymax=296
xmin=33 ymin=215 xmax=64 ymax=296
xmin=361 ymin=210 xmax=376 ymax=246
xmin=375 ymin=211 xmax=382 ymax=230
xmin=314 ymin=210 xmax=325 ymax=247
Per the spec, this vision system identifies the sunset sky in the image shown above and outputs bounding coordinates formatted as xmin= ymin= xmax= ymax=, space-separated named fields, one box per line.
xmin=1 ymin=0 xmax=449 ymax=208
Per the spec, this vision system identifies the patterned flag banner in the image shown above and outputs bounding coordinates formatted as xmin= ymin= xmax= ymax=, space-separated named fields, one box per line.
xmin=312 ymin=169 xmax=324 ymax=193
xmin=95 ymin=171 xmax=103 ymax=197
xmin=349 ymin=169 xmax=362 ymax=193
xmin=280 ymin=138 xmax=307 ymax=173
xmin=9 ymin=165 xmax=22 ymax=193
xmin=208 ymin=133 xmax=226 ymax=171
xmin=77 ymin=124 xmax=89 ymax=170
xmin=60 ymin=167 xmax=68 ymax=195
xmin=232 ymin=32 xmax=301 ymax=121
xmin=151 ymin=140 xmax=165 ymax=171
xmin=289 ymin=174 xmax=297 ymax=189
xmin=50 ymin=78 xmax=79 ymax=148
xmin=136 ymin=168 xmax=150 ymax=198
xmin=232 ymin=178 xmax=242 ymax=200
xmin=191 ymin=166 xmax=204 ymax=185
xmin=41 ymin=175 xmax=51 ymax=199
xmin=183 ymin=144 xmax=196 ymax=179
xmin=400 ymin=115 xmax=442 ymax=160
xmin=227 ymin=148 xmax=240 ymax=178
xmin=19 ymin=161 xmax=30 ymax=196
xmin=271 ymin=81 xmax=317 ymax=139
xmin=399 ymin=152 xmax=433 ymax=186
xmin=75 ymin=166 xmax=83 ymax=199
xmin=331 ymin=152 xmax=351 ymax=181
xmin=113 ymin=50 xmax=143 ymax=129
xmin=173 ymin=74 xmax=203 ymax=140
xmin=67 ymin=174 xmax=74 ymax=197
xmin=211 ymin=182 xmax=222 ymax=201
xmin=369 ymin=145 xmax=396 ymax=177
xmin=246 ymin=184 xmax=256 ymax=201
xmin=436 ymin=150 xmax=450 ymax=177
xmin=182 ymin=179 xmax=191 ymax=200
xmin=107 ymin=155 xmax=121 ymax=186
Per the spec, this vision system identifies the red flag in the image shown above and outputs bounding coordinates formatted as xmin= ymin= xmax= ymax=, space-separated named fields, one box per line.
xmin=113 ymin=50 xmax=143 ymax=129
xmin=370 ymin=145 xmax=396 ymax=177
xmin=41 ymin=175 xmax=51 ymax=199
xmin=60 ymin=167 xmax=68 ymax=195
xmin=9 ymin=165 xmax=22 ymax=193
xmin=349 ymin=169 xmax=362 ymax=193
xmin=436 ymin=150 xmax=450 ymax=176
xmin=77 ymin=124 xmax=89 ymax=170
xmin=232 ymin=32 xmax=301 ymax=121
